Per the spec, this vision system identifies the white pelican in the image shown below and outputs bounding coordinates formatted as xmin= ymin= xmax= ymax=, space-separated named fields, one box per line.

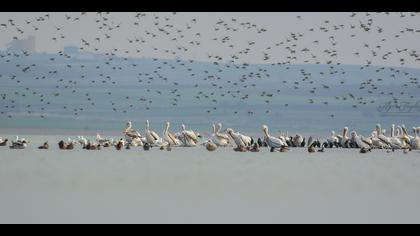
xmin=338 ymin=127 xmax=350 ymax=147
xmin=262 ymin=125 xmax=287 ymax=149
xmin=180 ymin=124 xmax=199 ymax=147
xmin=211 ymin=124 xmax=230 ymax=147
xmin=369 ymin=131 xmax=389 ymax=149
xmin=145 ymin=120 xmax=160 ymax=145
xmin=351 ymin=131 xmax=370 ymax=149
xmin=163 ymin=122 xmax=182 ymax=146
xmin=124 ymin=121 xmax=143 ymax=141
xmin=327 ymin=131 xmax=338 ymax=143
xmin=376 ymin=124 xmax=392 ymax=147
xmin=292 ymin=134 xmax=304 ymax=147
xmin=216 ymin=123 xmax=231 ymax=141
xmin=227 ymin=128 xmax=252 ymax=148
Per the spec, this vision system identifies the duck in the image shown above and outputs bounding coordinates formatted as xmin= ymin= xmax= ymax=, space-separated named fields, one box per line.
xmin=143 ymin=142 xmax=151 ymax=151
xmin=0 ymin=138 xmax=8 ymax=146
xmin=262 ymin=125 xmax=288 ymax=151
xmin=360 ymin=146 xmax=372 ymax=154
xmin=308 ymin=142 xmax=317 ymax=153
xmin=10 ymin=137 xmax=28 ymax=149
xmin=115 ymin=139 xmax=124 ymax=151
xmin=250 ymin=143 xmax=260 ymax=152
xmin=58 ymin=140 xmax=73 ymax=150
xmin=38 ymin=142 xmax=49 ymax=150
xmin=205 ymin=140 xmax=218 ymax=151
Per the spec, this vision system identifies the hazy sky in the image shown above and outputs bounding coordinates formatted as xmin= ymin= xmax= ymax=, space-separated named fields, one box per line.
xmin=1 ymin=12 xmax=420 ymax=68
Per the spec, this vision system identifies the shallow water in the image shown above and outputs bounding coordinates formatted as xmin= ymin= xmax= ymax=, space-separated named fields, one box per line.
xmin=0 ymin=137 xmax=420 ymax=223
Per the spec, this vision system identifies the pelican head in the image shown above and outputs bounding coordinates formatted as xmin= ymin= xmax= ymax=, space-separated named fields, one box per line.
xmin=181 ymin=124 xmax=186 ymax=131
xmin=126 ymin=121 xmax=132 ymax=128
xmin=226 ymin=128 xmax=234 ymax=134
xmin=262 ymin=125 xmax=269 ymax=136
xmin=146 ymin=120 xmax=150 ymax=129
xmin=331 ymin=131 xmax=336 ymax=136
xmin=351 ymin=131 xmax=357 ymax=138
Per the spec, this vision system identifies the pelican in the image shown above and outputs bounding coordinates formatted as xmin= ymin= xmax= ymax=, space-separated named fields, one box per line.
xmin=369 ymin=131 xmax=390 ymax=149
xmin=262 ymin=125 xmax=287 ymax=150
xmin=376 ymin=124 xmax=392 ymax=147
xmin=227 ymin=128 xmax=252 ymax=148
xmin=327 ymin=131 xmax=339 ymax=148
xmin=211 ymin=124 xmax=230 ymax=147
xmin=124 ymin=121 xmax=144 ymax=146
xmin=292 ymin=134 xmax=304 ymax=147
xmin=338 ymin=127 xmax=350 ymax=147
xmin=388 ymin=126 xmax=409 ymax=149
xmin=163 ymin=122 xmax=182 ymax=146
xmin=411 ymin=127 xmax=420 ymax=150
xmin=145 ymin=120 xmax=161 ymax=146
xmin=351 ymin=131 xmax=370 ymax=149
xmin=180 ymin=124 xmax=199 ymax=147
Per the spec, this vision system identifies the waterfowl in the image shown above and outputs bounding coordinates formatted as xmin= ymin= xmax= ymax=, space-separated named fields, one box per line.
xmin=205 ymin=140 xmax=217 ymax=151
xmin=250 ymin=143 xmax=260 ymax=152
xmin=124 ymin=121 xmax=144 ymax=146
xmin=180 ymin=124 xmax=199 ymax=147
xmin=58 ymin=140 xmax=73 ymax=150
xmin=351 ymin=131 xmax=370 ymax=149
xmin=143 ymin=142 xmax=151 ymax=151
xmin=227 ymin=128 xmax=252 ymax=149
xmin=360 ymin=147 xmax=371 ymax=153
xmin=327 ymin=131 xmax=340 ymax=148
xmin=308 ymin=142 xmax=317 ymax=153
xmin=38 ymin=142 xmax=49 ymax=149
xmin=292 ymin=134 xmax=304 ymax=147
xmin=145 ymin=120 xmax=161 ymax=146
xmin=115 ymin=139 xmax=124 ymax=150
xmin=0 ymin=138 xmax=8 ymax=146
xmin=211 ymin=124 xmax=230 ymax=147
xmin=234 ymin=145 xmax=248 ymax=152
xmin=262 ymin=125 xmax=288 ymax=151
xmin=10 ymin=138 xmax=28 ymax=149
xmin=163 ymin=122 xmax=182 ymax=146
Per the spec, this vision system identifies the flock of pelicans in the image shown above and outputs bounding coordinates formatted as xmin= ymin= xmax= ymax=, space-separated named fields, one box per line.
xmin=1 ymin=121 xmax=420 ymax=154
